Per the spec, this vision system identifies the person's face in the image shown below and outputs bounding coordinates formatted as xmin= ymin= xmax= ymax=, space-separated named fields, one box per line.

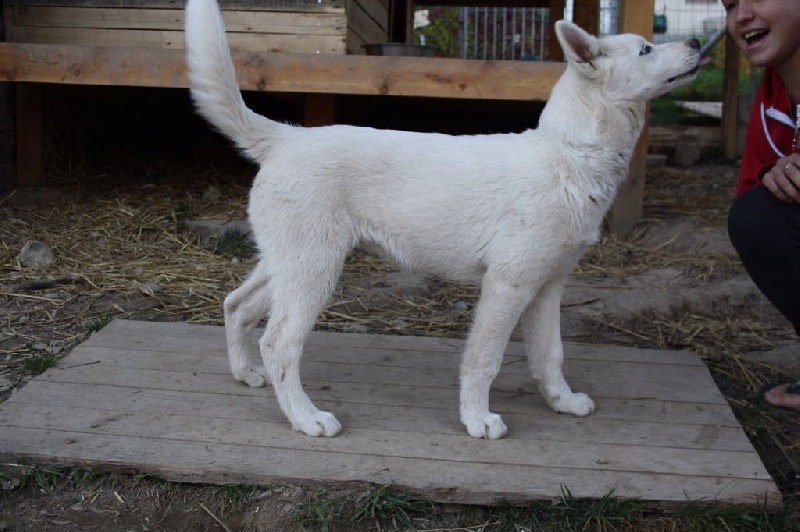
xmin=722 ymin=0 xmax=800 ymax=69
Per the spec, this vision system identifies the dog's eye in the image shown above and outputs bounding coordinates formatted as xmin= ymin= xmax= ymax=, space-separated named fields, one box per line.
xmin=639 ymin=44 xmax=653 ymax=56
xmin=722 ymin=2 xmax=736 ymax=12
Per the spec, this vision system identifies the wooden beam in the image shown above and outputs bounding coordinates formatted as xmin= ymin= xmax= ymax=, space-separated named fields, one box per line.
xmin=548 ymin=0 xmax=566 ymax=62
xmin=608 ymin=0 xmax=654 ymax=239
xmin=0 ymin=42 xmax=565 ymax=101
xmin=722 ymin=33 xmax=739 ymax=160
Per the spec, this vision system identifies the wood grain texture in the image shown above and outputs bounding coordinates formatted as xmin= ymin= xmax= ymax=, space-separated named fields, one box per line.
xmin=0 ymin=42 xmax=564 ymax=100
xmin=0 ymin=319 xmax=781 ymax=505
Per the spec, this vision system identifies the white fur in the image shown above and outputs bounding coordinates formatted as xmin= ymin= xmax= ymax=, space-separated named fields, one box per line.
xmin=185 ymin=0 xmax=701 ymax=438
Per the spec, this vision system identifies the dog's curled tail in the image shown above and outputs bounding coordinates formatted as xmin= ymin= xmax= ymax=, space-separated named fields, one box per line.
xmin=185 ymin=0 xmax=276 ymax=161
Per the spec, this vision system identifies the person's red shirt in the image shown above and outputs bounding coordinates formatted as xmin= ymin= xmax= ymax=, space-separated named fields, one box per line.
xmin=737 ymin=67 xmax=796 ymax=197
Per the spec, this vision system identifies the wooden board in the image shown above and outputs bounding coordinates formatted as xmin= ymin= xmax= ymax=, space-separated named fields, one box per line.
xmin=11 ymin=7 xmax=347 ymax=34
xmin=4 ymin=6 xmax=349 ymax=54
xmin=6 ymin=26 xmax=347 ymax=54
xmin=4 ymin=0 xmax=388 ymax=55
xmin=0 ymin=42 xmax=565 ymax=101
xmin=5 ymin=0 xmax=346 ymax=12
xmin=0 ymin=320 xmax=781 ymax=505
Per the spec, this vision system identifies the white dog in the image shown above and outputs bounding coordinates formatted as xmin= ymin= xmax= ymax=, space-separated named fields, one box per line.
xmin=185 ymin=0 xmax=702 ymax=439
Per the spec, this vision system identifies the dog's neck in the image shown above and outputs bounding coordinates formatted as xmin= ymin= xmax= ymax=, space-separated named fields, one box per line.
xmin=538 ymin=68 xmax=646 ymax=185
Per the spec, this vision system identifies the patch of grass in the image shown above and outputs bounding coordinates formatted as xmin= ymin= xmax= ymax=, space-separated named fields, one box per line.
xmin=2 ymin=463 xmax=98 ymax=493
xmin=213 ymin=227 xmax=256 ymax=259
xmin=555 ymin=486 xmax=645 ymax=529
xmin=351 ymin=483 xmax=433 ymax=530
xmin=488 ymin=486 xmax=645 ymax=531
xmin=294 ymin=487 xmax=346 ymax=532
xmin=86 ymin=316 xmax=112 ymax=332
xmin=22 ymin=354 xmax=56 ymax=375
xmin=213 ymin=483 xmax=260 ymax=514
xmin=670 ymin=498 xmax=800 ymax=531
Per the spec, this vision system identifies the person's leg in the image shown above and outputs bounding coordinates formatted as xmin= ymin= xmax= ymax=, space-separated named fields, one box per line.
xmin=728 ymin=185 xmax=800 ymax=335
xmin=729 ymin=185 xmax=800 ymax=411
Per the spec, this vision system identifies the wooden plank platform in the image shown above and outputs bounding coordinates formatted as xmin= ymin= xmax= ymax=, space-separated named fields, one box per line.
xmin=0 ymin=320 xmax=781 ymax=505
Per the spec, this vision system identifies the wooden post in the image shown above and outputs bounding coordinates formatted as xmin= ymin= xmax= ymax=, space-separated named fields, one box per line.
xmin=548 ymin=0 xmax=566 ymax=62
xmin=572 ymin=0 xmax=600 ymax=35
xmin=722 ymin=33 xmax=740 ymax=160
xmin=16 ymin=84 xmax=43 ymax=187
xmin=608 ymin=0 xmax=654 ymax=238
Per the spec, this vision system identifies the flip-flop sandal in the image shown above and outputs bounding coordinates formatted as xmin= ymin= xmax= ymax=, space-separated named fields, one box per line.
xmin=757 ymin=379 xmax=800 ymax=411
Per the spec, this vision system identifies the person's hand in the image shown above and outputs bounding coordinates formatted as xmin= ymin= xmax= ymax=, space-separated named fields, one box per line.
xmin=763 ymin=154 xmax=800 ymax=203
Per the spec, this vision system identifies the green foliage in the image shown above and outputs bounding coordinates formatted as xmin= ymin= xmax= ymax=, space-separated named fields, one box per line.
xmin=351 ymin=483 xmax=433 ymax=530
xmin=2 ymin=463 xmax=98 ymax=493
xmin=294 ymin=487 xmax=345 ymax=532
xmin=414 ymin=8 xmax=461 ymax=56
xmin=86 ymin=316 xmax=112 ymax=333
xmin=488 ymin=486 xmax=645 ymax=531
xmin=213 ymin=227 xmax=256 ymax=259
xmin=670 ymin=498 xmax=800 ymax=531
xmin=213 ymin=483 xmax=260 ymax=515
xmin=22 ymin=354 xmax=56 ymax=375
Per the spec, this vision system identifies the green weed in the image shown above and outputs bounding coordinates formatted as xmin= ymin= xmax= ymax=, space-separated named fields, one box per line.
xmin=22 ymin=354 xmax=56 ymax=375
xmin=3 ymin=463 xmax=98 ymax=493
xmin=294 ymin=487 xmax=345 ymax=532
xmin=351 ymin=483 xmax=433 ymax=530
xmin=86 ymin=316 xmax=112 ymax=333
xmin=213 ymin=227 xmax=256 ymax=259
xmin=213 ymin=483 xmax=260 ymax=514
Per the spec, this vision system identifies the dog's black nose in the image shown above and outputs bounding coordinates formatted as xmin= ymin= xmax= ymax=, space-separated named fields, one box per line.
xmin=688 ymin=38 xmax=701 ymax=50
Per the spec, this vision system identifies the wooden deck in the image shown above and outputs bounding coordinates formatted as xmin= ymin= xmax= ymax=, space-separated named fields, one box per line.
xmin=0 ymin=319 xmax=781 ymax=505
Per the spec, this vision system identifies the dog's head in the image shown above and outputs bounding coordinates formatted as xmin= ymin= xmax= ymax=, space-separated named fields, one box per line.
xmin=555 ymin=20 xmax=703 ymax=102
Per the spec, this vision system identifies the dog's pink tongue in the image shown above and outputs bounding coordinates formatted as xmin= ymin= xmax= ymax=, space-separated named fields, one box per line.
xmin=699 ymin=57 xmax=711 ymax=67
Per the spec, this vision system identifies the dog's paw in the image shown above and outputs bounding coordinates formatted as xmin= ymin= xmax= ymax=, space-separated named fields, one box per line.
xmin=548 ymin=392 xmax=595 ymax=417
xmin=233 ymin=368 xmax=269 ymax=388
xmin=463 ymin=412 xmax=508 ymax=439
xmin=292 ymin=411 xmax=342 ymax=437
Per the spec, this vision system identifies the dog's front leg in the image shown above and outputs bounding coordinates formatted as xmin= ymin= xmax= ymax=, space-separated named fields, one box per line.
xmin=460 ymin=274 xmax=533 ymax=439
xmin=521 ymin=276 xmax=595 ymax=417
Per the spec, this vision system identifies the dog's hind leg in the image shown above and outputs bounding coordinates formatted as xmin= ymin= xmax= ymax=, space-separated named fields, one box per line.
xmin=460 ymin=273 xmax=534 ymax=439
xmin=258 ymin=260 xmax=345 ymax=437
xmin=224 ymin=262 xmax=273 ymax=387
xmin=521 ymin=276 xmax=595 ymax=417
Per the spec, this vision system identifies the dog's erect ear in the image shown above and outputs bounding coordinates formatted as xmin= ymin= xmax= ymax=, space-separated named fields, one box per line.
xmin=555 ymin=20 xmax=602 ymax=77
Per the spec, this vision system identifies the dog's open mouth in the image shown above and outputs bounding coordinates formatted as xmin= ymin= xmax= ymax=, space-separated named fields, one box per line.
xmin=666 ymin=56 xmax=709 ymax=84
xmin=666 ymin=67 xmax=698 ymax=83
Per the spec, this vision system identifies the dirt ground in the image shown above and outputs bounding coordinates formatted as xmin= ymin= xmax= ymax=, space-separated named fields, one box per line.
xmin=1 ymin=158 xmax=799 ymax=530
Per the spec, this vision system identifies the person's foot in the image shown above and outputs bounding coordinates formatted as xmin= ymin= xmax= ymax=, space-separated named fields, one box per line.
xmin=759 ymin=381 xmax=800 ymax=412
